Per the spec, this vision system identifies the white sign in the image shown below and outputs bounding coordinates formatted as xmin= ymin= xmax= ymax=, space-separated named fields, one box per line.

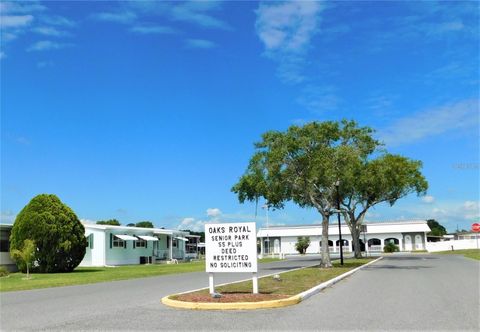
xmin=205 ymin=222 xmax=257 ymax=273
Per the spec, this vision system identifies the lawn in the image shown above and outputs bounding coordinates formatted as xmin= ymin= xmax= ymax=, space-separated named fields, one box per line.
xmin=435 ymin=249 xmax=480 ymax=260
xmin=0 ymin=257 xmax=281 ymax=292
xmin=173 ymin=258 xmax=373 ymax=302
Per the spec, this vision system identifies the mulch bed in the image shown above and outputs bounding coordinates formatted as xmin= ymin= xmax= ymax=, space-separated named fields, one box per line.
xmin=174 ymin=292 xmax=291 ymax=303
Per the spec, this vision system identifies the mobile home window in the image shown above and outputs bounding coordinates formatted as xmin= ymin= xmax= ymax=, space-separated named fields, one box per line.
xmin=113 ymin=237 xmax=125 ymax=248
xmin=88 ymin=234 xmax=94 ymax=249
xmin=136 ymin=240 xmax=146 ymax=248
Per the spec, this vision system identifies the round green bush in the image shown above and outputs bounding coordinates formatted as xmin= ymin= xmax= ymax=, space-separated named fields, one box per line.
xmin=10 ymin=194 xmax=87 ymax=273
xmin=383 ymin=242 xmax=399 ymax=253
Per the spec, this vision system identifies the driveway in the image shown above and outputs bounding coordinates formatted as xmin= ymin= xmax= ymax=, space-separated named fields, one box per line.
xmin=1 ymin=254 xmax=478 ymax=331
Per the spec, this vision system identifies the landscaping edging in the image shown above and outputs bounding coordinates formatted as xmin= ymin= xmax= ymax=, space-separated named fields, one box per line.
xmin=161 ymin=256 xmax=383 ymax=310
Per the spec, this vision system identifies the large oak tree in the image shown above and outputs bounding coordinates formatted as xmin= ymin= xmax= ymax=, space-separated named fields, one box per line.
xmin=232 ymin=120 xmax=428 ymax=265
xmin=232 ymin=120 xmax=378 ymax=267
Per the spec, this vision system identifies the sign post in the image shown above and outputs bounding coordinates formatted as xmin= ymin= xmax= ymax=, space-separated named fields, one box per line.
xmin=472 ymin=223 xmax=480 ymax=249
xmin=205 ymin=222 xmax=258 ymax=294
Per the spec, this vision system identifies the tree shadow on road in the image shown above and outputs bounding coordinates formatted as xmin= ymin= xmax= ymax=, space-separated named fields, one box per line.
xmin=384 ymin=256 xmax=438 ymax=260
xmin=365 ymin=265 xmax=432 ymax=270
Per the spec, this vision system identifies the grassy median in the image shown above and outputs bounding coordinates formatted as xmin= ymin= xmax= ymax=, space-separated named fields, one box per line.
xmin=173 ymin=258 xmax=373 ymax=302
xmin=0 ymin=258 xmax=281 ymax=292
xmin=435 ymin=249 xmax=480 ymax=260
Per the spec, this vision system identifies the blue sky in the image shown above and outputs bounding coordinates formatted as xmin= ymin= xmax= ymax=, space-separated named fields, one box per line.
xmin=1 ymin=1 xmax=479 ymax=232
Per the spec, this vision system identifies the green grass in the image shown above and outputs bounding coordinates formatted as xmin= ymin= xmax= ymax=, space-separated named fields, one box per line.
xmin=174 ymin=258 xmax=373 ymax=298
xmin=0 ymin=257 xmax=283 ymax=292
xmin=0 ymin=261 xmax=206 ymax=292
xmin=435 ymin=249 xmax=480 ymax=260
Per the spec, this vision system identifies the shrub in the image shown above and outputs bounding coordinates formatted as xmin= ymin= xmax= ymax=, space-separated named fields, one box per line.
xmin=383 ymin=242 xmax=399 ymax=253
xmin=295 ymin=236 xmax=311 ymax=254
xmin=10 ymin=194 xmax=87 ymax=273
xmin=0 ymin=266 xmax=9 ymax=277
xmin=10 ymin=239 xmax=35 ymax=278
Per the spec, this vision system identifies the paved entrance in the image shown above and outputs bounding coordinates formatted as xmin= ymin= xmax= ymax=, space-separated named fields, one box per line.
xmin=1 ymin=254 xmax=478 ymax=330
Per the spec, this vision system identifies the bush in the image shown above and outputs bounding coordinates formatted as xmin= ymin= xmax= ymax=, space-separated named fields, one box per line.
xmin=10 ymin=194 xmax=87 ymax=273
xmin=295 ymin=236 xmax=311 ymax=254
xmin=383 ymin=242 xmax=399 ymax=253
xmin=0 ymin=266 xmax=9 ymax=277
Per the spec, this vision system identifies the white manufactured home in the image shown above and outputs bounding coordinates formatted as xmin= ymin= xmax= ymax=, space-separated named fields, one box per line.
xmin=81 ymin=223 xmax=191 ymax=266
xmin=258 ymin=220 xmax=431 ymax=256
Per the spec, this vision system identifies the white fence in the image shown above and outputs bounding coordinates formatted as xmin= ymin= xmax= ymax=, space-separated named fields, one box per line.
xmin=426 ymin=239 xmax=479 ymax=252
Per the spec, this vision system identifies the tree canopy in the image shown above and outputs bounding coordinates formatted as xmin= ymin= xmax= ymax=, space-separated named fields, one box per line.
xmin=96 ymin=219 xmax=121 ymax=226
xmin=10 ymin=194 xmax=87 ymax=273
xmin=135 ymin=221 xmax=154 ymax=228
xmin=427 ymin=219 xmax=447 ymax=236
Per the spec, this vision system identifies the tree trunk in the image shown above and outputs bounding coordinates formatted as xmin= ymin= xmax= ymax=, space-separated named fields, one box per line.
xmin=351 ymin=226 xmax=362 ymax=259
xmin=350 ymin=211 xmax=366 ymax=259
xmin=319 ymin=214 xmax=332 ymax=268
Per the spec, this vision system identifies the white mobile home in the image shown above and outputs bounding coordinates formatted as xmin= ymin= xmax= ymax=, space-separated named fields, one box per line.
xmin=81 ymin=223 xmax=190 ymax=266
xmin=258 ymin=220 xmax=431 ymax=256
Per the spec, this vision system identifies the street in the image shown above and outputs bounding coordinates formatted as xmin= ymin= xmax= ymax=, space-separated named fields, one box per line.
xmin=1 ymin=254 xmax=478 ymax=331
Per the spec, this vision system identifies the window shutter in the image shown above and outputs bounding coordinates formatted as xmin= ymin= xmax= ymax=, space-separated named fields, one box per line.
xmin=133 ymin=241 xmax=136 ymax=249
xmin=90 ymin=234 xmax=94 ymax=249
xmin=146 ymin=241 xmax=148 ymax=249
xmin=110 ymin=234 xmax=112 ymax=248
xmin=124 ymin=240 xmax=127 ymax=249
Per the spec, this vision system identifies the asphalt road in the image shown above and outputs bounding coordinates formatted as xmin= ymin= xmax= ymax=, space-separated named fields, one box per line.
xmin=1 ymin=254 xmax=478 ymax=331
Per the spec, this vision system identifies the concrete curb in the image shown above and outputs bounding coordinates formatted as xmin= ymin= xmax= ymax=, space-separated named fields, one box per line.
xmin=161 ymin=256 xmax=383 ymax=310
xmin=161 ymin=294 xmax=301 ymax=310
xmin=298 ymin=256 xmax=383 ymax=301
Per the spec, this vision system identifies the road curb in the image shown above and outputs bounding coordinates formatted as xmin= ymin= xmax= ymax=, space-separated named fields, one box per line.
xmin=161 ymin=294 xmax=301 ymax=310
xmin=161 ymin=256 xmax=383 ymax=310
xmin=298 ymin=256 xmax=383 ymax=301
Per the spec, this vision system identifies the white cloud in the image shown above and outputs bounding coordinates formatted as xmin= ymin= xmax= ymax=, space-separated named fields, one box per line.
xmin=206 ymin=208 xmax=222 ymax=217
xmin=0 ymin=1 xmax=45 ymax=14
xmin=130 ymin=25 xmax=176 ymax=34
xmin=379 ymin=99 xmax=479 ymax=146
xmin=255 ymin=1 xmax=323 ymax=84
xmin=0 ymin=15 xmax=34 ymax=28
xmin=422 ymin=195 xmax=435 ymax=204
xmin=91 ymin=11 xmax=137 ymax=24
xmin=185 ymin=38 xmax=216 ymax=49
xmin=0 ymin=210 xmax=16 ymax=223
xmin=297 ymin=85 xmax=340 ymax=113
xmin=27 ymin=40 xmax=73 ymax=52
xmin=32 ymin=26 xmax=70 ymax=37
xmin=39 ymin=15 xmax=76 ymax=28
xmin=171 ymin=1 xmax=230 ymax=30
xmin=0 ymin=2 xmax=76 ymax=55
xmin=177 ymin=217 xmax=209 ymax=232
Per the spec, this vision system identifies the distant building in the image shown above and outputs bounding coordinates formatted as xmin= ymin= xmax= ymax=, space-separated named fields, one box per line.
xmin=257 ymin=220 xmax=431 ymax=255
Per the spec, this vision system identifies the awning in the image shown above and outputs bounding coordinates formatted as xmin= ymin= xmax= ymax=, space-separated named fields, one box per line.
xmin=115 ymin=234 xmax=138 ymax=241
xmin=175 ymin=237 xmax=189 ymax=241
xmin=137 ymin=235 xmax=159 ymax=241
